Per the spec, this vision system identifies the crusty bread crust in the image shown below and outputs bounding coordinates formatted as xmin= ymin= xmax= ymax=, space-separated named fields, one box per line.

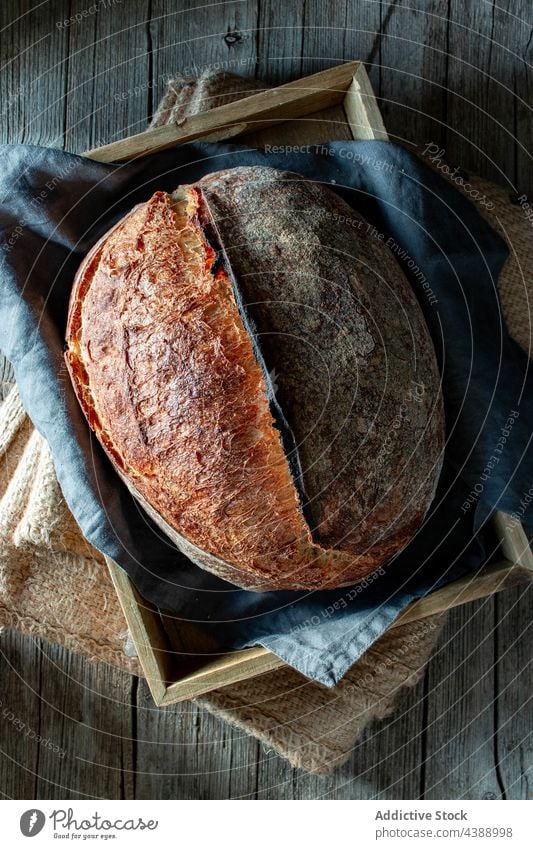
xmin=66 ymin=167 xmax=444 ymax=591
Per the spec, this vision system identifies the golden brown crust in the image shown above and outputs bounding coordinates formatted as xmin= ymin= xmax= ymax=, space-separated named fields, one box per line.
xmin=66 ymin=167 xmax=444 ymax=591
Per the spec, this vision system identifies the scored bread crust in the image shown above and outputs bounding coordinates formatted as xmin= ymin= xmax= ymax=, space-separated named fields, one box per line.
xmin=65 ymin=167 xmax=445 ymax=591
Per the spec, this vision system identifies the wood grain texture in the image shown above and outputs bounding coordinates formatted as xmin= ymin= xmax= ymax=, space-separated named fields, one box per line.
xmin=64 ymin=0 xmax=152 ymax=151
xmin=0 ymin=631 xmax=42 ymax=798
xmin=493 ymin=587 xmax=533 ymax=799
xmin=0 ymin=0 xmax=68 ymax=147
xmin=378 ymin=0 xmax=450 ymax=149
xmin=445 ymin=0 xmax=528 ymax=192
xmin=33 ymin=644 xmax=136 ymax=800
xmin=151 ymin=0 xmax=260 ymax=109
xmin=423 ymin=600 xmax=507 ymax=799
xmin=255 ymin=0 xmax=304 ymax=84
xmin=0 ymin=0 xmax=531 ymax=800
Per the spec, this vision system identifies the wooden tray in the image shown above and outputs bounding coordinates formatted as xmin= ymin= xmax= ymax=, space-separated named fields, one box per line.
xmin=85 ymin=62 xmax=533 ymax=705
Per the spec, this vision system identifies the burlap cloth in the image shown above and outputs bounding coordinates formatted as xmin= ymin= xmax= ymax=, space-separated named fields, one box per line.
xmin=0 ymin=71 xmax=530 ymax=775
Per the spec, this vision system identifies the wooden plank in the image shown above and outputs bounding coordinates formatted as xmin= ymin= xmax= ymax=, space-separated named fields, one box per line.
xmin=494 ymin=586 xmax=533 ymax=799
xmin=64 ymin=0 xmax=151 ymax=151
xmin=84 ymin=61 xmax=361 ymax=160
xmin=255 ymin=0 xmax=305 ymax=84
xmin=151 ymin=0 xmax=260 ymax=111
xmin=299 ymin=0 xmax=381 ymax=92
xmin=394 ymin=560 xmax=532 ymax=630
xmin=445 ymin=1 xmax=521 ymax=191
xmin=423 ymin=599 xmax=505 ymax=799
xmin=161 ymin=647 xmax=283 ymax=705
xmin=34 ymin=641 xmax=135 ymax=799
xmin=107 ymin=558 xmax=174 ymax=705
xmin=512 ymin=0 xmax=533 ymax=196
xmin=0 ymin=0 xmax=69 ymax=147
xmin=0 ymin=630 xmax=43 ymax=798
xmin=378 ymin=0 xmax=449 ymax=149
xmin=133 ymin=679 xmax=261 ymax=799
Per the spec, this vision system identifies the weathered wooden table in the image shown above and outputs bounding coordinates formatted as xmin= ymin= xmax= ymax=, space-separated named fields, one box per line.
xmin=0 ymin=0 xmax=531 ymax=799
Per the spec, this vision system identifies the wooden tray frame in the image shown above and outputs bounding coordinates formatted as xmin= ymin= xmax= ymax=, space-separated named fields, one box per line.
xmin=86 ymin=62 xmax=533 ymax=705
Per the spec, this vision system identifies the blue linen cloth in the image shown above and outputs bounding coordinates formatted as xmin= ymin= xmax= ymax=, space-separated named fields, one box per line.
xmin=0 ymin=140 xmax=531 ymax=686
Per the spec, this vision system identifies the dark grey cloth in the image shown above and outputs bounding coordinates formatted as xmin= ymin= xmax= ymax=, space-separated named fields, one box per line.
xmin=0 ymin=140 xmax=530 ymax=686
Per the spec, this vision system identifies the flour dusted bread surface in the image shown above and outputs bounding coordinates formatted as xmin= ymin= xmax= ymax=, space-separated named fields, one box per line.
xmin=65 ymin=166 xmax=444 ymax=591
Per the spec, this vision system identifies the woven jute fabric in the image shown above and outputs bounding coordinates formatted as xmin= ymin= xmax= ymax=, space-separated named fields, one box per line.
xmin=0 ymin=71 xmax=530 ymax=776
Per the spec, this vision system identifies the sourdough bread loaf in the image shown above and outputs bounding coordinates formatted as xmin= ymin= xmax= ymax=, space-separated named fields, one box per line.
xmin=65 ymin=166 xmax=444 ymax=591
